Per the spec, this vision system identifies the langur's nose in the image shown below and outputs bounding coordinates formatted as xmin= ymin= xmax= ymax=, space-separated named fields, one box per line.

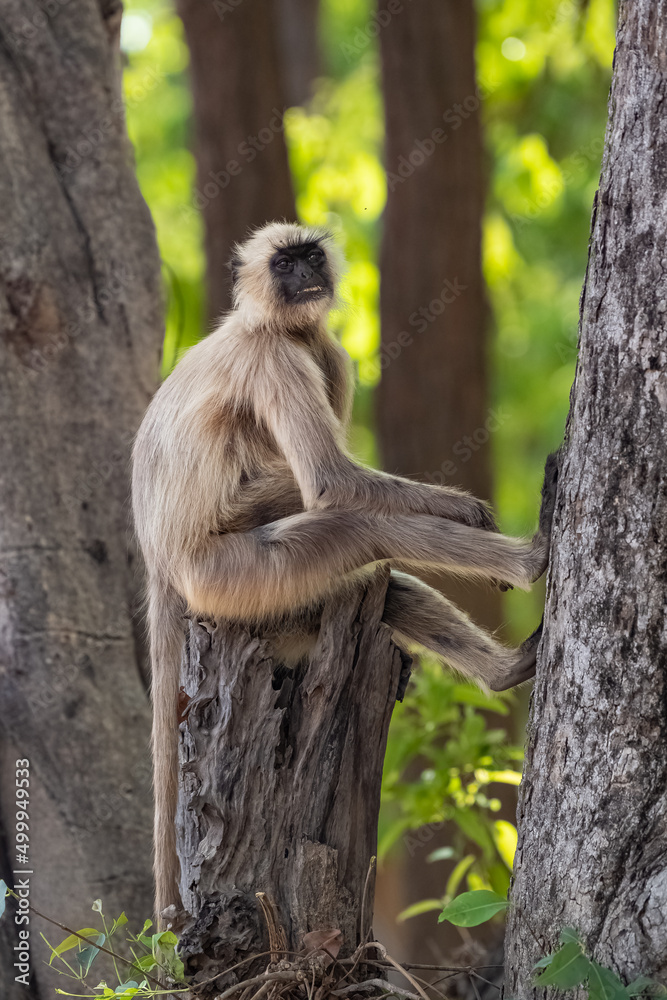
xmin=296 ymin=264 xmax=313 ymax=281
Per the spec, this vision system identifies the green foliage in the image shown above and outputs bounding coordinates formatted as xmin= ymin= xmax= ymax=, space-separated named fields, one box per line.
xmin=37 ymin=899 xmax=186 ymax=998
xmin=380 ymin=659 xmax=523 ymax=901
xmin=532 ymin=927 xmax=667 ymax=999
xmin=122 ymin=0 xmax=203 ymax=373
xmin=438 ymin=909 xmax=666 ymax=999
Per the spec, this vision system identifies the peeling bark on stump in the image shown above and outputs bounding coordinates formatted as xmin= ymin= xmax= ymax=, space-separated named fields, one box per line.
xmin=504 ymin=2 xmax=667 ymax=994
xmin=175 ymin=567 xmax=408 ymax=990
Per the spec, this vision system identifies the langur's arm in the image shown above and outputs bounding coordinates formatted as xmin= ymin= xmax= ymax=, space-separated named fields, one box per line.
xmin=253 ymin=344 xmax=498 ymax=530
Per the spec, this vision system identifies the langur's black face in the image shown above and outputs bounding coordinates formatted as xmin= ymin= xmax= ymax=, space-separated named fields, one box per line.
xmin=270 ymin=242 xmax=333 ymax=304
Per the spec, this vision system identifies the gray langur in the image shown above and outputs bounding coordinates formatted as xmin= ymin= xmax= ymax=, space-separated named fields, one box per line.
xmin=132 ymin=221 xmax=558 ymax=922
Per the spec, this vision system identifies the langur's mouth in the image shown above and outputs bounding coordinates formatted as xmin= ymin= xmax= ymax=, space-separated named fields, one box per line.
xmin=296 ymin=285 xmax=327 ymax=297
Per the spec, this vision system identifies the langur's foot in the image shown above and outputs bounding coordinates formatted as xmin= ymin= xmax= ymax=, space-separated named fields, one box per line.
xmin=488 ymin=621 xmax=543 ymax=691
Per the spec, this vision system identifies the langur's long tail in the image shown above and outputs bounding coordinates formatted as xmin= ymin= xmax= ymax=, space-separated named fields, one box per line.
xmin=147 ymin=576 xmax=186 ymax=926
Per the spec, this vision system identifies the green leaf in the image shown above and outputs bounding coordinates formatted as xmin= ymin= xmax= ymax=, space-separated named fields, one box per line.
xmin=115 ymin=982 xmax=139 ymax=993
xmin=133 ymin=954 xmax=158 ymax=971
xmin=75 ymin=934 xmax=106 ymax=976
xmin=445 ymin=854 xmax=476 ymax=899
xmin=560 ymin=926 xmax=583 ymax=945
xmin=451 ymin=809 xmax=496 ymax=858
xmin=485 ymin=769 xmax=522 ymax=786
xmin=626 ymin=977 xmax=667 ymax=998
xmin=377 ymin=817 xmax=411 ymax=859
xmin=427 ymin=846 xmax=455 ymax=863
xmin=155 ymin=930 xmax=178 ymax=947
xmin=492 ymin=820 xmax=518 ymax=869
xmin=533 ymin=953 xmax=556 ymax=970
xmin=49 ymin=930 xmax=101 ymax=963
xmin=110 ymin=913 xmax=128 ymax=935
xmin=438 ymin=889 xmax=509 ymax=927
xmin=534 ymin=942 xmax=591 ymax=988
xmin=397 ymin=899 xmax=443 ymax=923
xmin=589 ymin=962 xmax=631 ymax=1000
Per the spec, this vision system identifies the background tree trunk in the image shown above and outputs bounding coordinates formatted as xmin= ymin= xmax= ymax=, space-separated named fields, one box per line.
xmin=504 ymin=2 xmax=667 ymax=994
xmin=176 ymin=0 xmax=296 ymax=324
xmin=376 ymin=0 xmax=503 ymax=966
xmin=174 ymin=568 xmax=410 ymax=992
xmin=275 ymin=0 xmax=321 ymax=108
xmin=0 ymin=2 xmax=162 ymax=997
xmin=377 ymin=0 xmax=490 ymax=549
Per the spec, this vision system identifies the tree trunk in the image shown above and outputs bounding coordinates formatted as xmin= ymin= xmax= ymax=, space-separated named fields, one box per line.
xmin=176 ymin=0 xmax=296 ymax=324
xmin=274 ymin=0 xmax=321 ymax=108
xmin=504 ymin=2 xmax=667 ymax=994
xmin=376 ymin=0 xmax=502 ymax=965
xmin=377 ymin=0 xmax=489 ymax=527
xmin=0 ymin=2 xmax=162 ymax=997
xmin=174 ymin=567 xmax=410 ymax=992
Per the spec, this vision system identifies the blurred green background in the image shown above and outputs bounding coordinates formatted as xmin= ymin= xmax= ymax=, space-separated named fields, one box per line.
xmin=120 ymin=0 xmax=614 ymax=924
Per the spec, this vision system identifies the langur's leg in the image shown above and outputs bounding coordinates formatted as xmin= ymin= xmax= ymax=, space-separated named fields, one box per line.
xmin=382 ymin=571 xmax=540 ymax=690
xmin=177 ymin=510 xmax=547 ymax=622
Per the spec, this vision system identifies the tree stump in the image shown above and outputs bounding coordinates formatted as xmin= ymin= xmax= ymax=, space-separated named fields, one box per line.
xmin=175 ymin=566 xmax=410 ymax=989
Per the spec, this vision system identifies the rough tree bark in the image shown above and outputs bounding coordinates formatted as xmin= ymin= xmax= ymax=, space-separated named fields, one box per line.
xmin=504 ymin=2 xmax=667 ymax=994
xmin=376 ymin=0 xmax=502 ymax=965
xmin=176 ymin=0 xmax=296 ymax=324
xmin=0 ymin=2 xmax=162 ymax=997
xmin=174 ymin=568 xmax=410 ymax=993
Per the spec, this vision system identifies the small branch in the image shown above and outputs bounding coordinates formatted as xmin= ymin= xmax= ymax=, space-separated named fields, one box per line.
xmin=332 ymin=979 xmax=419 ymax=999
xmin=468 ymin=976 xmax=482 ymax=1000
xmin=216 ymin=972 xmax=300 ymax=1000
xmin=360 ymin=856 xmax=376 ymax=946
xmin=15 ymin=897 xmax=166 ymax=991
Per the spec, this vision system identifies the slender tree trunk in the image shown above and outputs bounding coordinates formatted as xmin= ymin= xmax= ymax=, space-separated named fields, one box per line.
xmin=377 ymin=0 xmax=489 ymax=530
xmin=376 ymin=0 xmax=502 ymax=965
xmin=504 ymin=3 xmax=667 ymax=994
xmin=274 ymin=0 xmax=321 ymax=108
xmin=0 ymin=3 xmax=162 ymax=997
xmin=174 ymin=568 xmax=410 ymax=993
xmin=176 ymin=0 xmax=296 ymax=324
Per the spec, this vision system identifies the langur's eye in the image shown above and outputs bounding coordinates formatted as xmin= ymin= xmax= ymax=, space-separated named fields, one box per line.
xmin=308 ymin=251 xmax=324 ymax=265
xmin=275 ymin=257 xmax=292 ymax=271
